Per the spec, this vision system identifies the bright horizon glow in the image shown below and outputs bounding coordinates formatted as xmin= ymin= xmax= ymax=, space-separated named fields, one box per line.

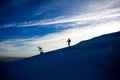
xmin=0 ymin=20 xmax=120 ymax=57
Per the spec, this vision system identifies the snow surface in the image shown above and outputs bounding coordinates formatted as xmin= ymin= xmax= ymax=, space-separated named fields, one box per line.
xmin=0 ymin=31 xmax=120 ymax=80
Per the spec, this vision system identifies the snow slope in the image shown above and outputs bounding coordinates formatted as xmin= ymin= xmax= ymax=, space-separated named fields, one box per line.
xmin=0 ymin=32 xmax=120 ymax=80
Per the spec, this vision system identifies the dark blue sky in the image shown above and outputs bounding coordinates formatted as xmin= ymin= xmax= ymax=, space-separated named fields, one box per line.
xmin=0 ymin=0 xmax=88 ymax=25
xmin=0 ymin=0 xmax=89 ymax=40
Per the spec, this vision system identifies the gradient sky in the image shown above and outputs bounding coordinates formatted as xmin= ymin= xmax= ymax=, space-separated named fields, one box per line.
xmin=0 ymin=0 xmax=120 ymax=57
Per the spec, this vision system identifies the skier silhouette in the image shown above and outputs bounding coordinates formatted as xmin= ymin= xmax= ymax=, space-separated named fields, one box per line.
xmin=67 ymin=38 xmax=71 ymax=47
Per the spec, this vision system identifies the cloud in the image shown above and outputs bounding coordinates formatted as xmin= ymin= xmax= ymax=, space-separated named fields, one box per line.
xmin=34 ymin=0 xmax=66 ymax=16
xmin=1 ymin=7 xmax=120 ymax=28
xmin=87 ymin=0 xmax=120 ymax=11
xmin=33 ymin=8 xmax=120 ymax=25
xmin=20 ymin=0 xmax=120 ymax=27
xmin=0 ymin=20 xmax=120 ymax=57
xmin=0 ymin=0 xmax=120 ymax=28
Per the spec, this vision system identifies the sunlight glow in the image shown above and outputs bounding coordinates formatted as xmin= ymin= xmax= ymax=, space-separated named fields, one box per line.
xmin=0 ymin=20 xmax=120 ymax=57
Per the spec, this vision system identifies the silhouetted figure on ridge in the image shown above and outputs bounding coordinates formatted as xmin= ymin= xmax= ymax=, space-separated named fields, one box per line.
xmin=67 ymin=38 xmax=71 ymax=47
xmin=38 ymin=46 xmax=43 ymax=54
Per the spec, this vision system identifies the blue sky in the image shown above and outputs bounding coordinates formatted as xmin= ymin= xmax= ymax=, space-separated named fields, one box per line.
xmin=0 ymin=0 xmax=120 ymax=57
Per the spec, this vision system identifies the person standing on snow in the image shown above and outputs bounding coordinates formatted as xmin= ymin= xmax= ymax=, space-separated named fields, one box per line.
xmin=67 ymin=38 xmax=71 ymax=47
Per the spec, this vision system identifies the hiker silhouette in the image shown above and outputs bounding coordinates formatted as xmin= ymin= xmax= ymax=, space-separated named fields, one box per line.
xmin=38 ymin=46 xmax=43 ymax=54
xmin=67 ymin=38 xmax=71 ymax=47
